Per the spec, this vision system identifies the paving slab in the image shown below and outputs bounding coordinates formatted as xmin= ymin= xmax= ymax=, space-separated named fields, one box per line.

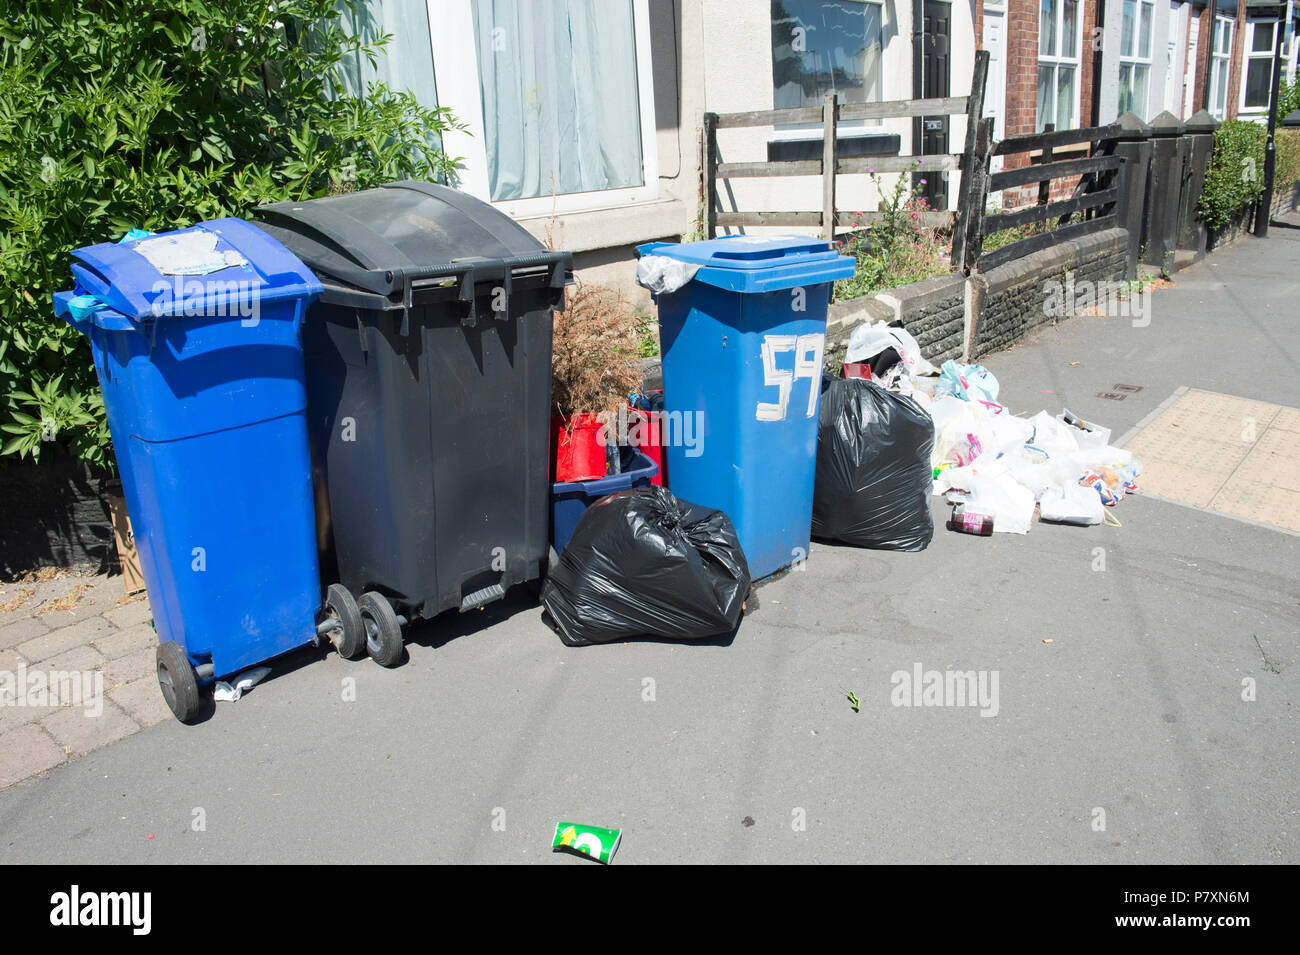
xmin=41 ymin=702 xmax=139 ymax=757
xmin=0 ymin=616 xmax=49 ymax=651
xmin=15 ymin=617 xmax=116 ymax=664
xmin=102 ymin=600 xmax=152 ymax=630
xmin=107 ymin=676 xmax=172 ymax=729
xmin=93 ymin=623 xmax=157 ymax=661
xmin=1124 ymin=389 xmax=1300 ymax=534
xmin=99 ymin=646 xmax=156 ymax=689
xmin=0 ymin=725 xmax=65 ymax=789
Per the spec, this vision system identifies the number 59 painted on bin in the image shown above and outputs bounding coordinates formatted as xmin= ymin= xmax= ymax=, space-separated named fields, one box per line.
xmin=757 ymin=333 xmax=824 ymax=422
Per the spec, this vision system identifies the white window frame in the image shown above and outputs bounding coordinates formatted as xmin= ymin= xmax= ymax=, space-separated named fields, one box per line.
xmin=428 ymin=0 xmax=660 ymax=218
xmin=1209 ymin=14 xmax=1235 ymax=120
xmin=1289 ymin=16 xmax=1298 ymax=85
xmin=1117 ymin=0 xmax=1155 ymax=119
xmin=1239 ymin=18 xmax=1279 ymax=115
xmin=768 ymin=0 xmax=889 ymax=142
xmin=1036 ymin=0 xmax=1084 ymax=132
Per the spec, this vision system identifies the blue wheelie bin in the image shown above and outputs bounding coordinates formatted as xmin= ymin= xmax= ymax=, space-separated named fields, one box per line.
xmin=635 ymin=235 xmax=855 ymax=580
xmin=53 ymin=220 xmax=357 ymax=722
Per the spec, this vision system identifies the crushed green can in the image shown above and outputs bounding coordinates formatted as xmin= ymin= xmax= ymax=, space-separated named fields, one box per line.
xmin=552 ymin=822 xmax=622 ymax=864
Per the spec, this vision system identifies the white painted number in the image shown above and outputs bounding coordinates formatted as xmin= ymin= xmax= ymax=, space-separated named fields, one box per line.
xmin=757 ymin=333 xmax=824 ymax=422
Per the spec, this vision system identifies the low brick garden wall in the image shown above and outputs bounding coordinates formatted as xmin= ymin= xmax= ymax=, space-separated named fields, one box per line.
xmin=824 ymin=227 xmax=1129 ymax=367
xmin=968 ymin=228 xmax=1128 ymax=359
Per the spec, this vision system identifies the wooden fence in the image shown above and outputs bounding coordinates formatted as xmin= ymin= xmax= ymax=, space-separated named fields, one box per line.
xmin=959 ymin=122 xmax=1127 ymax=272
xmin=703 ymin=51 xmax=990 ymax=265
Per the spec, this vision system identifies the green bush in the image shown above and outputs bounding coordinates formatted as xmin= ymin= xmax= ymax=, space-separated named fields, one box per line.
xmin=1274 ymin=129 xmax=1300 ymax=192
xmin=834 ymin=166 xmax=951 ymax=302
xmin=0 ymin=0 xmax=463 ymax=469
xmin=1277 ymin=76 xmax=1300 ymax=122
xmin=1198 ymin=119 xmax=1266 ymax=232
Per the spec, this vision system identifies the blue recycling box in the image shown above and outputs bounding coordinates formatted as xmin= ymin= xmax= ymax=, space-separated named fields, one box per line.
xmin=637 ymin=235 xmax=855 ymax=579
xmin=53 ymin=220 xmax=325 ymax=708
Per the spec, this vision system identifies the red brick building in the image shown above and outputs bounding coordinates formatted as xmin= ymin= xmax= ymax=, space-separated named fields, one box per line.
xmin=975 ymin=1 xmax=1299 ymax=207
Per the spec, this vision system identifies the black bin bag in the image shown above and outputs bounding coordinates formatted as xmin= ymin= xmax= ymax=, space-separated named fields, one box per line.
xmin=812 ymin=376 xmax=935 ymax=551
xmin=541 ymin=485 xmax=751 ymax=646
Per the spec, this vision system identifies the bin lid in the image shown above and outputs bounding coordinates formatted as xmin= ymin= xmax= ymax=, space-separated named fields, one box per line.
xmin=254 ymin=180 xmax=569 ymax=301
xmin=65 ymin=219 xmax=322 ymax=321
xmin=637 ymin=235 xmax=855 ymax=293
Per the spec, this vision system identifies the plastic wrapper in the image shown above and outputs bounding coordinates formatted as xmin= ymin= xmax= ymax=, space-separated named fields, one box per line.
xmin=540 ymin=485 xmax=750 ymax=646
xmin=811 ymin=376 xmax=935 ymax=551
xmin=635 ymin=254 xmax=701 ymax=294
xmin=844 ymin=321 xmax=936 ymax=377
xmin=937 ymin=360 xmax=1000 ymax=403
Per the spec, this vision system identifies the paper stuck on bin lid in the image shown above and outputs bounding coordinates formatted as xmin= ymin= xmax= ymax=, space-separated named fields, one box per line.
xmin=636 ymin=254 xmax=701 ymax=294
xmin=131 ymin=230 xmax=248 ymax=275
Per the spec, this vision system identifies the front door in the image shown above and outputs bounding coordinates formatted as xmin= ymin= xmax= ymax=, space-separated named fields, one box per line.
xmin=914 ymin=0 xmax=951 ymax=209
xmin=982 ymin=3 xmax=1007 ymax=176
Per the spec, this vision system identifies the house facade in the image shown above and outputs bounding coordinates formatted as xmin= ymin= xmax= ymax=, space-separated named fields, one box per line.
xmin=974 ymin=0 xmax=1299 ymax=137
xmin=343 ymin=0 xmax=1296 ymax=296
xmin=343 ymin=0 xmax=979 ymax=298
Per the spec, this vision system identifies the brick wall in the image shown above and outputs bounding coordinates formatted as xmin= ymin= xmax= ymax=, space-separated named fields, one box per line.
xmin=970 ymin=227 xmax=1129 ymax=358
xmin=1192 ymin=5 xmax=1210 ymax=113
xmin=984 ymin=0 xmax=1101 ymax=210
xmin=1193 ymin=2 xmax=1252 ymax=121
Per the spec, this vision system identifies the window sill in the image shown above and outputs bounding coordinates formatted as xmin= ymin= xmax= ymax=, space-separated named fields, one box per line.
xmin=512 ymin=197 xmax=689 ymax=253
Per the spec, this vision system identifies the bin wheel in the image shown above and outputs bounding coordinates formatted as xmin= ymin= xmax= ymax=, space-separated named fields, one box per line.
xmin=157 ymin=642 xmax=201 ymax=724
xmin=358 ymin=592 xmax=403 ymax=668
xmin=324 ymin=584 xmax=366 ymax=660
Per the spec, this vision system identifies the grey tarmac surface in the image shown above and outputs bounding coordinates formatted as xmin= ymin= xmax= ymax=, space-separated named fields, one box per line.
xmin=2 ymin=216 xmax=1297 ymax=865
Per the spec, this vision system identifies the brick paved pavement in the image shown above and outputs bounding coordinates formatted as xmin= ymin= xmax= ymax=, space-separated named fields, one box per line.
xmin=0 ymin=570 xmax=163 ymax=790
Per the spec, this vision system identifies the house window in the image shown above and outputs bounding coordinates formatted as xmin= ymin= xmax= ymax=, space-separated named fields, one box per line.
xmin=1209 ymin=14 xmax=1234 ymax=119
xmin=771 ymin=0 xmax=885 ymax=111
xmin=1037 ymin=0 xmax=1081 ymax=132
xmin=1117 ymin=0 xmax=1154 ymax=119
xmin=1241 ymin=19 xmax=1278 ymax=113
xmin=427 ymin=0 xmax=659 ymax=216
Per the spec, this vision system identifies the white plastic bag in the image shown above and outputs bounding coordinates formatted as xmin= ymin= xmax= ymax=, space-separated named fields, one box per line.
xmin=213 ymin=666 xmax=271 ymax=703
xmin=1039 ymin=483 xmax=1105 ymax=526
xmin=844 ymin=322 xmax=936 ymax=377
xmin=1028 ymin=410 xmax=1081 ymax=454
xmin=930 ymin=396 xmax=1031 ymax=470
xmin=636 ymin=255 xmax=700 ymax=294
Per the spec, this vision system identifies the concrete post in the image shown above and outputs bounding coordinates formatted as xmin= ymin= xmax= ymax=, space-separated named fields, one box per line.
xmin=1112 ymin=112 xmax=1152 ymax=281
xmin=1176 ymin=109 xmax=1219 ymax=260
xmin=1143 ymin=111 xmax=1186 ymax=274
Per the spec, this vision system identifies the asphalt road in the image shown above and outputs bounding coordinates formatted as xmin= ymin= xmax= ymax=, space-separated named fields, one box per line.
xmin=2 ymin=219 xmax=1297 ymax=865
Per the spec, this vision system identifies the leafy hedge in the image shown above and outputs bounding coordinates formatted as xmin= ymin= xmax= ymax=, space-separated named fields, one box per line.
xmin=1274 ymin=129 xmax=1300 ymax=198
xmin=0 ymin=0 xmax=462 ymax=469
xmin=1198 ymin=120 xmax=1266 ymax=232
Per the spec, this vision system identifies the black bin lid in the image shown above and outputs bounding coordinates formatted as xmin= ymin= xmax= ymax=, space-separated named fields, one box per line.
xmin=254 ymin=180 xmax=570 ymax=315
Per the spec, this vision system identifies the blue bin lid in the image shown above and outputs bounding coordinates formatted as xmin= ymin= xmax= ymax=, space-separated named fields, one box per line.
xmin=637 ymin=234 xmax=856 ymax=293
xmin=63 ymin=219 xmax=322 ymax=322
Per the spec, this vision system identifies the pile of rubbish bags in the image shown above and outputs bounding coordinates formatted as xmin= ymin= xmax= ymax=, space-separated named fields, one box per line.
xmin=838 ymin=320 xmax=1143 ymax=535
xmin=540 ymin=485 xmax=750 ymax=646
xmin=811 ymin=375 xmax=935 ymax=551
xmin=542 ymin=320 xmax=1142 ymax=646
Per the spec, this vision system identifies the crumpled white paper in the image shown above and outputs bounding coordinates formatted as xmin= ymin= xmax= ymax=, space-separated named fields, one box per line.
xmin=212 ymin=666 xmax=271 ymax=703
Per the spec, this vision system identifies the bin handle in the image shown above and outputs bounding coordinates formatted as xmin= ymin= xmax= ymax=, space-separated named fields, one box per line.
xmin=396 ymin=250 xmax=571 ymax=329
xmin=52 ymin=291 xmax=90 ymax=336
xmin=70 ymin=262 xmax=112 ymax=299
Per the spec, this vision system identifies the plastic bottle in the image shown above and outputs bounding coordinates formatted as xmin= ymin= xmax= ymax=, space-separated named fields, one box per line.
xmin=947 ymin=505 xmax=994 ymax=536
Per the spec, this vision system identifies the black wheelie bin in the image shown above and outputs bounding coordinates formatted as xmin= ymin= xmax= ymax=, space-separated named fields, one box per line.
xmin=255 ymin=181 xmax=571 ymax=667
